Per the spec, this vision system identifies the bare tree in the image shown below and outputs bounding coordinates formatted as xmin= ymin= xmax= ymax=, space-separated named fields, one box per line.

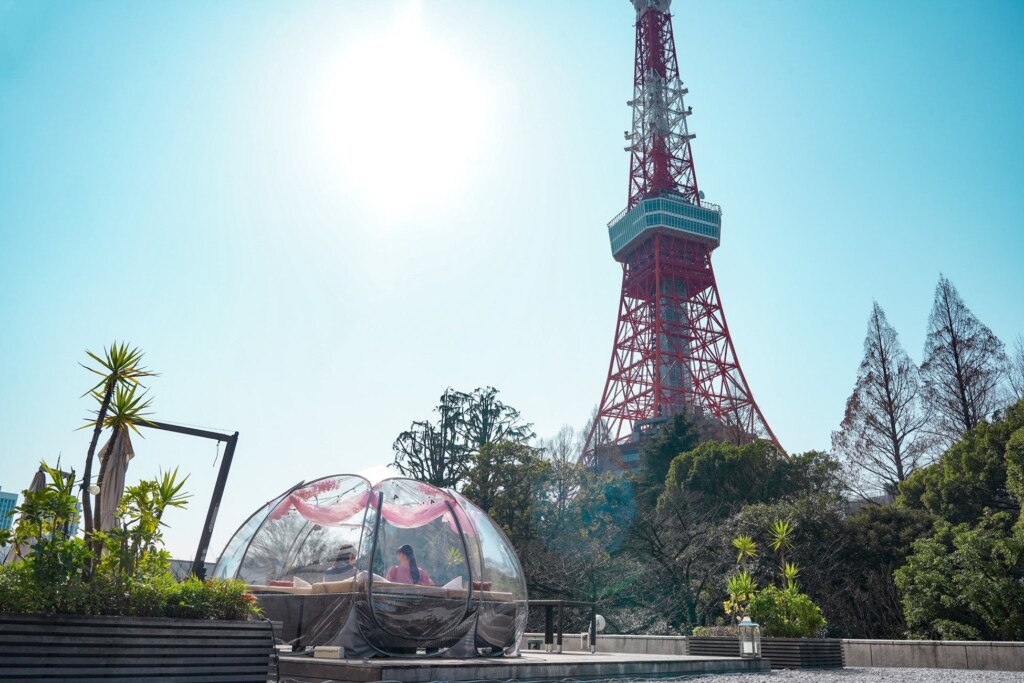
xmin=832 ymin=302 xmax=933 ymax=496
xmin=581 ymin=404 xmax=613 ymax=464
xmin=538 ymin=424 xmax=581 ymax=465
xmin=1010 ymin=335 xmax=1024 ymax=401
xmin=537 ymin=425 xmax=584 ymax=532
xmin=921 ymin=275 xmax=1010 ymax=445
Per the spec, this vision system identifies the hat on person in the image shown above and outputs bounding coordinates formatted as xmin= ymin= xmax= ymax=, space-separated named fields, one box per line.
xmin=336 ymin=544 xmax=357 ymax=560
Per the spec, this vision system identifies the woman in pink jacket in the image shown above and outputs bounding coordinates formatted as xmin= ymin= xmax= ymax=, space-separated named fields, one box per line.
xmin=385 ymin=544 xmax=434 ymax=586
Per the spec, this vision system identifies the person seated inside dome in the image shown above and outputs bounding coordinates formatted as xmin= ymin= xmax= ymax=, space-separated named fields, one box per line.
xmin=323 ymin=543 xmax=357 ymax=581
xmin=385 ymin=544 xmax=434 ymax=586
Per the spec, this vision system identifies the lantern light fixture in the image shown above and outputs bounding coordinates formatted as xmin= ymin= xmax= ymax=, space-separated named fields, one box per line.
xmin=738 ymin=616 xmax=761 ymax=659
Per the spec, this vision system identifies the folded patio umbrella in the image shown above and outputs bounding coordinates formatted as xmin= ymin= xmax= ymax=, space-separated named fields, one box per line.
xmin=96 ymin=429 xmax=135 ymax=532
xmin=2 ymin=467 xmax=48 ymax=565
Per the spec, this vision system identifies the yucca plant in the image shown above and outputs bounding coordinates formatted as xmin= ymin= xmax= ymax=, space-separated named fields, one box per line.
xmin=732 ymin=534 xmax=758 ymax=568
xmin=723 ymin=569 xmax=758 ymax=624
xmin=79 ymin=342 xmax=156 ymax=535
xmin=93 ymin=384 xmax=155 ymax=524
xmin=782 ymin=561 xmax=800 ymax=591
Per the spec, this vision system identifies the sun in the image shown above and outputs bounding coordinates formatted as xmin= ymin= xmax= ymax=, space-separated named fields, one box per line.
xmin=320 ymin=3 xmax=493 ymax=219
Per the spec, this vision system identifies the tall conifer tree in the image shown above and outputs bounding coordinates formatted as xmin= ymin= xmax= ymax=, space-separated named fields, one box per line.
xmin=833 ymin=302 xmax=932 ymax=496
xmin=921 ymin=275 xmax=1009 ymax=445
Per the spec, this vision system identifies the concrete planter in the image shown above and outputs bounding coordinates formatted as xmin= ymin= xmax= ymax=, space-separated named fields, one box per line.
xmin=0 ymin=612 xmax=275 ymax=682
xmin=688 ymin=635 xmax=844 ymax=669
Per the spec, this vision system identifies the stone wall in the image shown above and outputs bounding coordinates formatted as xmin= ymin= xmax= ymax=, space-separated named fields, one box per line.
xmin=521 ymin=633 xmax=1024 ymax=671
xmin=841 ymin=639 xmax=1024 ymax=671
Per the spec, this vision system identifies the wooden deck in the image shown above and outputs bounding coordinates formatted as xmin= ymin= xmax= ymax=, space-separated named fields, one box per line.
xmin=278 ymin=648 xmax=770 ymax=682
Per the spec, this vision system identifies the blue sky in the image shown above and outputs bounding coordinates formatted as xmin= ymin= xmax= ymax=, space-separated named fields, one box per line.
xmin=1 ymin=0 xmax=1022 ymax=558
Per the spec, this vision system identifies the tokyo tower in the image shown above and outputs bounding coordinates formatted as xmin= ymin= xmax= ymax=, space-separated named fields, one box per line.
xmin=584 ymin=0 xmax=781 ymax=467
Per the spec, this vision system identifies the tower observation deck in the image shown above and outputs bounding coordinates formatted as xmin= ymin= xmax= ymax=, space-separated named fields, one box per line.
xmin=584 ymin=0 xmax=781 ymax=467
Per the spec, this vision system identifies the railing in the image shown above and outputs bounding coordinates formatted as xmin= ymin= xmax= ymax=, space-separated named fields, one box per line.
xmin=607 ymin=195 xmax=721 ymax=228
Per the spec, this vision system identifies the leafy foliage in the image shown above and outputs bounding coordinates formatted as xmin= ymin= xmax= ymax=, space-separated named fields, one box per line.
xmin=665 ymin=442 xmax=840 ymax=514
xmin=637 ymin=412 xmax=701 ymax=506
xmin=748 ymin=586 xmax=826 ymax=637
xmin=0 ymin=462 xmax=258 ymax=621
xmin=392 ymin=387 xmax=534 ymax=488
xmin=828 ymin=504 xmax=933 ymax=638
xmin=895 ymin=512 xmax=1024 ymax=640
xmin=94 ymin=470 xmax=190 ymax=579
xmin=723 ymin=570 xmax=757 ymax=624
xmin=899 ymin=398 xmax=1024 ymax=524
xmin=461 ymin=441 xmax=550 ymax=545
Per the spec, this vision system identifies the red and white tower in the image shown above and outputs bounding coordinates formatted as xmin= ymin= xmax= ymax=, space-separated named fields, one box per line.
xmin=585 ymin=0 xmax=781 ymax=465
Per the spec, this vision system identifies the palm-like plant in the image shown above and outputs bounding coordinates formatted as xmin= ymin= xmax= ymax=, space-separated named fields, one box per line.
xmin=79 ymin=342 xmax=156 ymax=534
xmin=768 ymin=519 xmax=794 ymax=554
xmin=724 ymin=569 xmax=758 ymax=624
xmin=782 ymin=561 xmax=800 ymax=591
xmin=93 ymin=384 xmax=155 ymax=522
xmin=768 ymin=519 xmax=797 ymax=590
xmin=153 ymin=467 xmax=191 ymax=525
xmin=732 ymin=534 xmax=758 ymax=566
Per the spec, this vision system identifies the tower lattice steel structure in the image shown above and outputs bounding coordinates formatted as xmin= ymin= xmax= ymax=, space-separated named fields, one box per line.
xmin=584 ymin=0 xmax=781 ymax=465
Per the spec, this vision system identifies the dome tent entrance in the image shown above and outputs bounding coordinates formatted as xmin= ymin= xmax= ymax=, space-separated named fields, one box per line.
xmin=212 ymin=475 xmax=528 ymax=657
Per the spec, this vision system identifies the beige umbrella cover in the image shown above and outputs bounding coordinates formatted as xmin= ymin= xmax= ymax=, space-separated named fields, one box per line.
xmin=96 ymin=429 xmax=135 ymax=532
xmin=2 ymin=468 xmax=48 ymax=565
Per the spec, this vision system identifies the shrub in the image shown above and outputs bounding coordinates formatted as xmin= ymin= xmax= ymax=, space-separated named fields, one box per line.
xmin=748 ymin=586 xmax=826 ymax=637
xmin=691 ymin=625 xmax=738 ymax=637
xmin=166 ymin=577 xmax=261 ymax=621
xmin=0 ymin=462 xmax=259 ymax=621
xmin=895 ymin=512 xmax=1024 ymax=641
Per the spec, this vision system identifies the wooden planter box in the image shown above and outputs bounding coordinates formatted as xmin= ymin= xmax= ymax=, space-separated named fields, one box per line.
xmin=688 ymin=635 xmax=844 ymax=669
xmin=0 ymin=612 xmax=275 ymax=682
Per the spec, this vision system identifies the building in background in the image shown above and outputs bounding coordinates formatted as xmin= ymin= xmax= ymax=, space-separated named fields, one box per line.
xmin=0 ymin=488 xmax=17 ymax=532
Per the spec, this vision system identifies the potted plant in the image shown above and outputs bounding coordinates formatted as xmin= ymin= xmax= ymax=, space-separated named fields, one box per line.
xmin=688 ymin=520 xmax=842 ymax=669
xmin=0 ymin=463 xmax=271 ymax=682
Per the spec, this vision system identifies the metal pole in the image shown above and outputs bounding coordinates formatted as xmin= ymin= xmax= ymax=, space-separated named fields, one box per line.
xmin=191 ymin=431 xmax=237 ymax=578
xmin=138 ymin=420 xmax=239 ymax=579
xmin=557 ymin=601 xmax=564 ymax=654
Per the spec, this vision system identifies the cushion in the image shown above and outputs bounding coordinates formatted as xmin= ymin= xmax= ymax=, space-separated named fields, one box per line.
xmin=246 ymin=584 xmax=313 ymax=594
xmin=311 ymin=578 xmax=357 ymax=594
xmin=478 ymin=590 xmax=514 ymax=602
xmin=293 ymin=576 xmax=312 ymax=589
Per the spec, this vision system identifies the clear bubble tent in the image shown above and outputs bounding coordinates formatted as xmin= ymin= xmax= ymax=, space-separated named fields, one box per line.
xmin=212 ymin=475 xmax=528 ymax=657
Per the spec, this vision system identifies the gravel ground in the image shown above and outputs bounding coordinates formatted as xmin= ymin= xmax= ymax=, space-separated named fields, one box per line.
xmin=686 ymin=668 xmax=1024 ymax=682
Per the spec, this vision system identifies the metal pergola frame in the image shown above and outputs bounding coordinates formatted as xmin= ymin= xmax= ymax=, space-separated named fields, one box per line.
xmin=139 ymin=420 xmax=238 ymax=579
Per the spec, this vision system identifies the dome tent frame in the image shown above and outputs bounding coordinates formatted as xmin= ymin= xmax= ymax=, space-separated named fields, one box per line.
xmin=213 ymin=475 xmax=528 ymax=658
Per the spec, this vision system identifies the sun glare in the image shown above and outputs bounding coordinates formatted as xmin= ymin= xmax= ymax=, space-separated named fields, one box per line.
xmin=320 ymin=2 xmax=493 ymax=219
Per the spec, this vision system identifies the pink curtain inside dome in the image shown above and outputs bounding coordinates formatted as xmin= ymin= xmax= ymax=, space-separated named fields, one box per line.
xmin=269 ymin=486 xmax=474 ymax=535
xmin=269 ymin=490 xmax=371 ymax=525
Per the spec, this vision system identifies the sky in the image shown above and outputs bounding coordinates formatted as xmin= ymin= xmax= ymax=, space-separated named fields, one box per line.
xmin=1 ymin=0 xmax=1022 ymax=560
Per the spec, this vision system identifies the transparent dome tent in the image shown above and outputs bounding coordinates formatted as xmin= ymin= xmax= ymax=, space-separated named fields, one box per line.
xmin=212 ymin=475 xmax=528 ymax=657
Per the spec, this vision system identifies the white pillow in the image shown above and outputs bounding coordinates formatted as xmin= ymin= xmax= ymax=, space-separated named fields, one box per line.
xmin=442 ymin=576 xmax=463 ymax=590
xmin=293 ymin=576 xmax=312 ymax=589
